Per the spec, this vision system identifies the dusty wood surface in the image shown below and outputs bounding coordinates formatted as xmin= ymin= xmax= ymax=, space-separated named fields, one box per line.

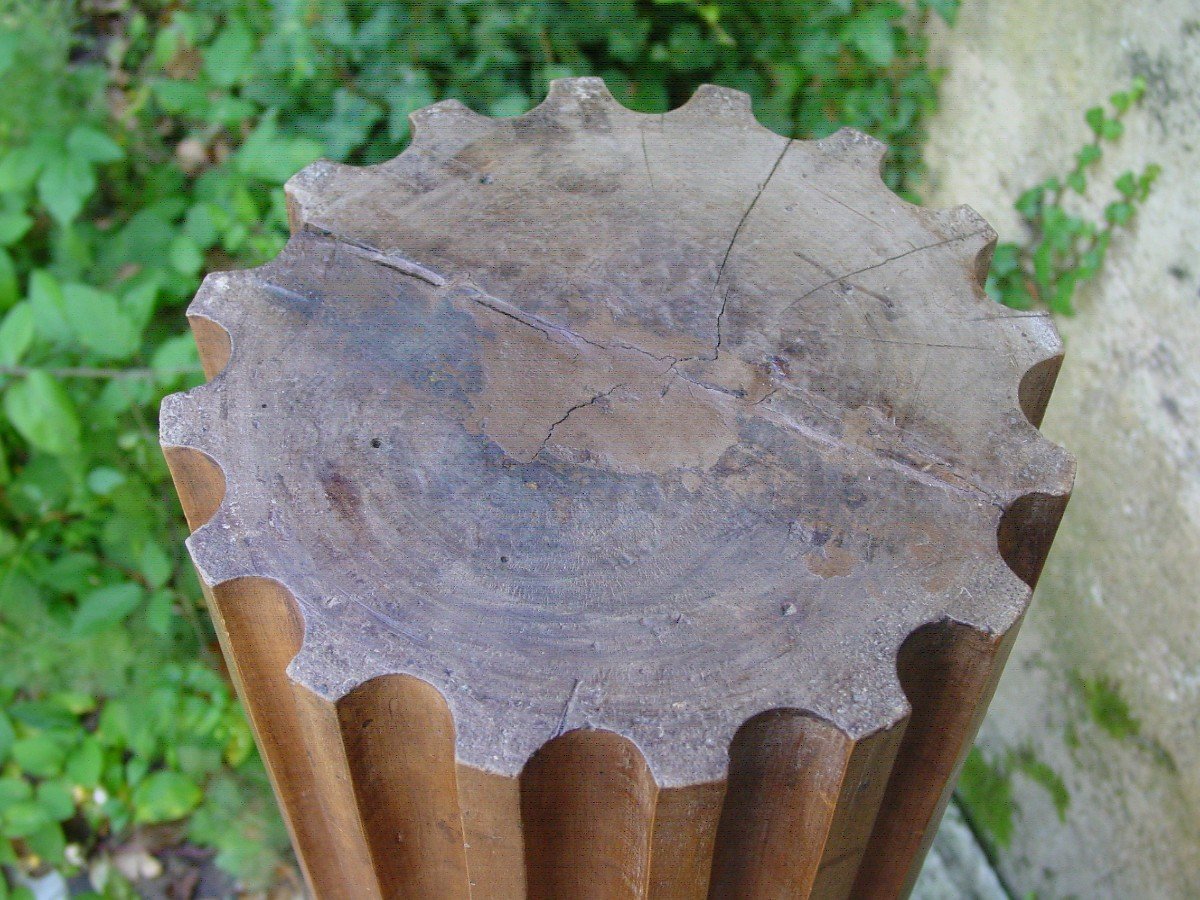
xmin=161 ymin=78 xmax=1073 ymax=898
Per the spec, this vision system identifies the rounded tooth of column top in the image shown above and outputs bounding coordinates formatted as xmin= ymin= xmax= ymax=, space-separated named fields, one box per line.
xmin=283 ymin=158 xmax=357 ymax=225
xmin=542 ymin=76 xmax=620 ymax=111
xmin=672 ymin=83 xmax=758 ymax=123
xmin=408 ymin=97 xmax=492 ymax=133
xmin=186 ymin=268 xmax=272 ymax=337
xmin=925 ymin=204 xmax=999 ymax=285
xmin=158 ymin=385 xmax=220 ymax=453
xmin=814 ymin=126 xmax=888 ymax=170
xmin=186 ymin=503 xmax=259 ymax=589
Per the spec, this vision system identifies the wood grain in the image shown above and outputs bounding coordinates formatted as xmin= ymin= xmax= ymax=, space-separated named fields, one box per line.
xmin=161 ymin=77 xmax=1073 ymax=898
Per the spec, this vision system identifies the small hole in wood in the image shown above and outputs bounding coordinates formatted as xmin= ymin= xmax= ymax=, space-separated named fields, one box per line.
xmin=499 ymin=556 xmax=509 ymax=564
xmin=370 ymin=438 xmax=382 ymax=449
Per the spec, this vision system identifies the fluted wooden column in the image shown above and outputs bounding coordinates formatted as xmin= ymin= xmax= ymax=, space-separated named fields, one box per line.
xmin=161 ymin=78 xmax=1073 ymax=899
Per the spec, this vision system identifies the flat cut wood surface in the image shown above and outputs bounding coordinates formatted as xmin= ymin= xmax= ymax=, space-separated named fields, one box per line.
xmin=161 ymin=78 xmax=1073 ymax=898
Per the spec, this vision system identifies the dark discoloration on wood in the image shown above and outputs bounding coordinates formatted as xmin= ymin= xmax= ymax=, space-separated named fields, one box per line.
xmin=161 ymin=78 xmax=1073 ymax=898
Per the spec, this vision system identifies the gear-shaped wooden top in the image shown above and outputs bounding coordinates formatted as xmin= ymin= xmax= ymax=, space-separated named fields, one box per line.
xmin=160 ymin=78 xmax=1073 ymax=788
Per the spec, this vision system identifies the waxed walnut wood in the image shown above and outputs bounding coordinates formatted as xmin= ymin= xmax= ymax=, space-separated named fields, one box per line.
xmin=160 ymin=78 xmax=1073 ymax=899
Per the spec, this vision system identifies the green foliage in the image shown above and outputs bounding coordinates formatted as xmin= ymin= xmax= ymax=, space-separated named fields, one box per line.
xmin=0 ymin=0 xmax=952 ymax=889
xmin=958 ymin=747 xmax=1016 ymax=850
xmin=957 ymin=743 xmax=1071 ymax=852
xmin=1073 ymin=674 xmax=1141 ymax=740
xmin=988 ymin=79 xmax=1160 ymax=314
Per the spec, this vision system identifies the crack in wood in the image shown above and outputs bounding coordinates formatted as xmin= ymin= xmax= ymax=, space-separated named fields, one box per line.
xmin=782 ymin=230 xmax=991 ymax=318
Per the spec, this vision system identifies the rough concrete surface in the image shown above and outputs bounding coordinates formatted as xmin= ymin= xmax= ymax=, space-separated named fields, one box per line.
xmin=922 ymin=0 xmax=1200 ymax=896
xmin=913 ymin=802 xmax=1008 ymax=900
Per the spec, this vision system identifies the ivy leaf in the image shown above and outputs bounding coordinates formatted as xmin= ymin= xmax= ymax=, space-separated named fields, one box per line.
xmin=12 ymin=736 xmax=67 ymax=779
xmin=62 ymin=283 xmax=142 ymax=360
xmin=0 ymin=302 xmax=34 ymax=366
xmin=37 ymin=152 xmax=96 ymax=225
xmin=66 ymin=125 xmax=125 ymax=164
xmin=65 ymin=738 xmax=104 ymax=788
xmin=133 ymin=770 xmax=202 ymax=823
xmin=3 ymin=371 xmax=81 ymax=457
xmin=956 ymin=748 xmax=1014 ymax=849
xmin=2 ymin=799 xmax=52 ymax=837
xmin=138 ymin=542 xmax=174 ymax=590
xmin=320 ymin=89 xmax=383 ymax=160
xmin=35 ymin=780 xmax=76 ymax=822
xmin=1105 ymin=201 xmax=1134 ymax=226
xmin=27 ymin=269 xmax=72 ymax=344
xmin=203 ymin=20 xmax=255 ymax=88
xmin=0 ymin=145 xmax=43 ymax=192
xmin=72 ymin=582 xmax=146 ymax=636
xmin=843 ymin=9 xmax=899 ymax=67
xmin=0 ymin=713 xmax=13 ymax=763
xmin=1084 ymin=105 xmax=1105 ymax=133
xmin=0 ymin=212 xmax=33 ymax=247
xmin=235 ymin=111 xmax=323 ymax=184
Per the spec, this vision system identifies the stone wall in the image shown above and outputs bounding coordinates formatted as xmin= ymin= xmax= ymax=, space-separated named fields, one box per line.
xmin=921 ymin=1 xmax=1200 ymax=896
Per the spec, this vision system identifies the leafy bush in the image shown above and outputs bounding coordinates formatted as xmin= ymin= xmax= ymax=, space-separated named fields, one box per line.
xmin=0 ymin=0 xmax=956 ymax=891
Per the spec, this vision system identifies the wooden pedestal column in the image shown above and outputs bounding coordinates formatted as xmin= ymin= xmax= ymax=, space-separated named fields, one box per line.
xmin=161 ymin=78 xmax=1073 ymax=899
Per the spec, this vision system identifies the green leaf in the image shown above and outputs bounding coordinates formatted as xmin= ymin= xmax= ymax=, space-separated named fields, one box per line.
xmin=152 ymin=78 xmax=210 ymax=116
xmin=1076 ymin=144 xmax=1101 ymax=166
xmin=27 ymin=270 xmax=71 ymax=344
xmin=86 ymin=467 xmax=126 ymax=495
xmin=2 ymin=800 xmax=51 ymax=837
xmin=12 ymin=736 xmax=67 ymax=778
xmin=66 ymin=126 xmax=125 ymax=164
xmin=1114 ymin=170 xmax=1137 ymax=198
xmin=36 ymin=153 xmax=96 ymax=225
xmin=65 ymin=738 xmax=104 ymax=788
xmin=3 ymin=371 xmax=81 ymax=457
xmin=24 ymin=821 xmax=66 ymax=864
xmin=0 ymin=249 xmax=16 ymax=311
xmin=235 ymin=111 xmax=323 ymax=184
xmin=203 ymin=20 xmax=255 ymax=88
xmin=0 ymin=146 xmax=43 ymax=192
xmin=988 ymin=242 xmax=1021 ymax=277
xmin=1084 ymin=105 xmax=1105 ymax=133
xmin=1014 ymin=185 xmax=1043 ymax=220
xmin=0 ymin=29 xmax=17 ymax=76
xmin=956 ymin=748 xmax=1014 ymax=849
xmin=0 ymin=213 xmax=33 ymax=247
xmin=1109 ymin=90 xmax=1131 ymax=114
xmin=1101 ymin=118 xmax=1124 ymax=140
xmin=35 ymin=780 xmax=76 ymax=821
xmin=0 ymin=778 xmax=32 ymax=809
xmin=151 ymin=333 xmax=201 ymax=386
xmin=844 ymin=12 xmax=897 ymax=67
xmin=1066 ymin=170 xmax=1086 ymax=194
xmin=0 ymin=714 xmax=13 ymax=763
xmin=133 ymin=770 xmax=202 ymax=823
xmin=72 ymin=582 xmax=146 ymax=636
xmin=0 ymin=302 xmax=34 ymax=366
xmin=321 ymin=89 xmax=383 ymax=160
xmin=1014 ymin=752 xmax=1070 ymax=821
xmin=61 ymin=283 xmax=141 ymax=360
xmin=168 ymin=234 xmax=205 ymax=276
xmin=1105 ymin=201 xmax=1134 ymax=226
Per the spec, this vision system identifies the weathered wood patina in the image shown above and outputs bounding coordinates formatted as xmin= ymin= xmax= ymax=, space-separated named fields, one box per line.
xmin=161 ymin=78 xmax=1073 ymax=899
